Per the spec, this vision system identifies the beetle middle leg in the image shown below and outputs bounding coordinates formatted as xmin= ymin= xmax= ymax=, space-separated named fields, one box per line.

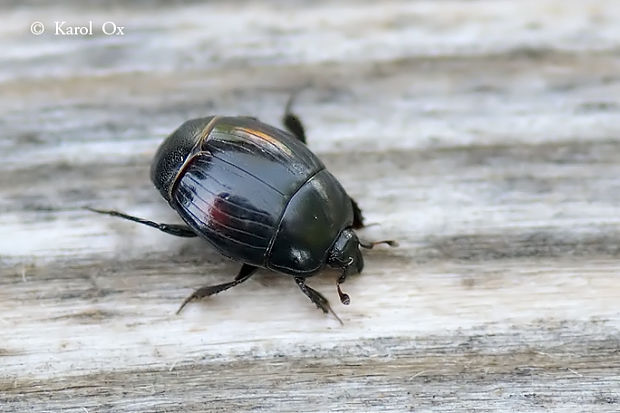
xmin=282 ymin=97 xmax=366 ymax=228
xmin=294 ymin=277 xmax=343 ymax=324
xmin=87 ymin=207 xmax=197 ymax=237
xmin=282 ymin=94 xmax=307 ymax=144
xmin=176 ymin=264 xmax=258 ymax=314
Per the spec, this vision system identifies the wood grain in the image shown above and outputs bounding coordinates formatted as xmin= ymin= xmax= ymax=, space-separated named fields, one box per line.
xmin=1 ymin=1 xmax=620 ymax=411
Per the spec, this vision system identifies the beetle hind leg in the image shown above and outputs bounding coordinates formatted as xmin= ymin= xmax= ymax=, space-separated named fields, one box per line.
xmin=87 ymin=207 xmax=198 ymax=238
xmin=294 ymin=277 xmax=343 ymax=325
xmin=176 ymin=264 xmax=258 ymax=314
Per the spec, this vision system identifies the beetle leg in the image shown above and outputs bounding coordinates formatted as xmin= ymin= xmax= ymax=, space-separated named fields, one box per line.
xmin=176 ymin=264 xmax=258 ymax=314
xmin=282 ymin=95 xmax=307 ymax=144
xmin=350 ymin=198 xmax=365 ymax=229
xmin=87 ymin=207 xmax=197 ymax=237
xmin=294 ymin=277 xmax=343 ymax=325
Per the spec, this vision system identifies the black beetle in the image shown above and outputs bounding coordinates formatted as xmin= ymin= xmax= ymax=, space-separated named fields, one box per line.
xmin=90 ymin=104 xmax=395 ymax=322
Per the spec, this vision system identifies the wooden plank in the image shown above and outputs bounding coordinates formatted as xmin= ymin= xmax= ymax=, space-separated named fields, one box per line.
xmin=1 ymin=0 xmax=620 ymax=411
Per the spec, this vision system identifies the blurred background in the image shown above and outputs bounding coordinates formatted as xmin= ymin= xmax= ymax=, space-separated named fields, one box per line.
xmin=2 ymin=1 xmax=620 ymax=411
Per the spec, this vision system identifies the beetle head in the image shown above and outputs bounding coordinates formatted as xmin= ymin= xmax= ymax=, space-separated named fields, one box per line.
xmin=327 ymin=228 xmax=364 ymax=277
xmin=151 ymin=117 xmax=215 ymax=203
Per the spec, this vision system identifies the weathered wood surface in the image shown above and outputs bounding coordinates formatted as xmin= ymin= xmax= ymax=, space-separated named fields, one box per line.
xmin=2 ymin=1 xmax=620 ymax=411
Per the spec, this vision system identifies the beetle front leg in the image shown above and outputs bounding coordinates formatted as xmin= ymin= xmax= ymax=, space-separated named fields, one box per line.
xmin=294 ymin=277 xmax=343 ymax=325
xmin=350 ymin=198 xmax=365 ymax=229
xmin=87 ymin=207 xmax=197 ymax=237
xmin=176 ymin=264 xmax=258 ymax=314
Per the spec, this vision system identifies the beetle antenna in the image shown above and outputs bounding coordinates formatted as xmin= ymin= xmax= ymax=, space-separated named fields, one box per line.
xmin=337 ymin=282 xmax=350 ymax=305
xmin=359 ymin=240 xmax=399 ymax=249
xmin=362 ymin=222 xmax=381 ymax=228
xmin=336 ymin=266 xmax=351 ymax=305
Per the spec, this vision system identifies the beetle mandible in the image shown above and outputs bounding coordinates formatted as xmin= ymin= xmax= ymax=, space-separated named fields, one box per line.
xmin=90 ymin=101 xmax=395 ymax=322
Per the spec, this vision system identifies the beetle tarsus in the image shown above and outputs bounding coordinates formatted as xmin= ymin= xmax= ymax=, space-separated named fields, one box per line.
xmin=86 ymin=207 xmax=197 ymax=238
xmin=295 ymin=277 xmax=343 ymax=325
xmin=176 ymin=264 xmax=258 ymax=314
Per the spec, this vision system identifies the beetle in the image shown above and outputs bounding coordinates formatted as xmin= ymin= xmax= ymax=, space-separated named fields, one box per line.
xmin=89 ymin=102 xmax=395 ymax=322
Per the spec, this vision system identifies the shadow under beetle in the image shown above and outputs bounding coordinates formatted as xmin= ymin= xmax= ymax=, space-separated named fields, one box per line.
xmin=89 ymin=101 xmax=395 ymax=322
